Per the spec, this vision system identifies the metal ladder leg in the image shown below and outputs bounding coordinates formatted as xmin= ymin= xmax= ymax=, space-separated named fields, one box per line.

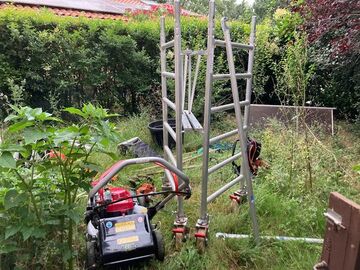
xmin=221 ymin=17 xmax=259 ymax=244
xmin=195 ymin=0 xmax=216 ymax=248
xmin=239 ymin=16 xmax=257 ymax=191
xmin=160 ymin=17 xmax=171 ymax=191
xmin=173 ymin=0 xmax=187 ymax=230
xmin=159 ymin=1 xmax=188 ymax=247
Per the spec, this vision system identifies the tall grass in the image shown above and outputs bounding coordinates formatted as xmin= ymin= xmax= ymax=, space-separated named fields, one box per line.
xmin=82 ymin=115 xmax=360 ymax=270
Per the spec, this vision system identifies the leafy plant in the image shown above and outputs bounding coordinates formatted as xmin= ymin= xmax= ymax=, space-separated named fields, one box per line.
xmin=275 ymin=32 xmax=314 ymax=107
xmin=273 ymin=8 xmax=302 ymax=43
xmin=7 ymin=78 xmax=26 ymax=108
xmin=273 ymin=32 xmax=316 ymax=190
xmin=0 ymin=104 xmax=119 ymax=269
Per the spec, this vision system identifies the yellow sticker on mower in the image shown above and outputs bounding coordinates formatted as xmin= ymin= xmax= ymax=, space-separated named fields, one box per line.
xmin=117 ymin=235 xmax=139 ymax=245
xmin=115 ymin=221 xmax=136 ymax=232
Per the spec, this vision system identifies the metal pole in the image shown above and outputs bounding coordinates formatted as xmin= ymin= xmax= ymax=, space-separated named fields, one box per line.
xmin=243 ymin=16 xmax=256 ymax=130
xmin=187 ymin=53 xmax=192 ymax=112
xmin=182 ymin=53 xmax=188 ymax=112
xmin=160 ymin=17 xmax=171 ymax=173
xmin=222 ymin=17 xmax=259 ymax=244
xmin=174 ymin=0 xmax=184 ymax=217
xmin=199 ymin=0 xmax=216 ymax=223
xmin=189 ymin=54 xmax=201 ymax=112
xmin=240 ymin=17 xmax=256 ymax=199
xmin=216 ymin=233 xmax=323 ymax=244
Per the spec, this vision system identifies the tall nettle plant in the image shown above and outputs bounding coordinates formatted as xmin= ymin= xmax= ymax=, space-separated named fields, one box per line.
xmin=0 ymin=104 xmax=119 ymax=269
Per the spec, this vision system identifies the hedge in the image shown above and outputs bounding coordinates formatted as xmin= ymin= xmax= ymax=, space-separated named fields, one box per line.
xmin=0 ymin=6 xmax=358 ymax=120
xmin=0 ymin=6 xmax=281 ymax=118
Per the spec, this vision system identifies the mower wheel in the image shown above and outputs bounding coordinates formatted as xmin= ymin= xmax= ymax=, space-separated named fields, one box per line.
xmin=153 ymin=230 xmax=165 ymax=261
xmin=85 ymin=241 xmax=97 ymax=270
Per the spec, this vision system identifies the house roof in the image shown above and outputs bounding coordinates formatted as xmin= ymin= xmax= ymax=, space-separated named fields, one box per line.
xmin=0 ymin=0 xmax=199 ymax=20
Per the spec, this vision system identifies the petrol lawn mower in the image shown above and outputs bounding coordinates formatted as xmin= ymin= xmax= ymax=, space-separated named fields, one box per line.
xmin=84 ymin=157 xmax=191 ymax=269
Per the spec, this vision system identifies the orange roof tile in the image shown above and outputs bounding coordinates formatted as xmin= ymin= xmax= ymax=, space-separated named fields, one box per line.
xmin=0 ymin=0 xmax=200 ymax=20
xmin=113 ymin=0 xmax=146 ymax=6
xmin=0 ymin=3 xmax=127 ymax=20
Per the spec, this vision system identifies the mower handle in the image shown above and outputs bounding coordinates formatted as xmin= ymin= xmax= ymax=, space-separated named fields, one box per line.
xmin=88 ymin=157 xmax=190 ymax=200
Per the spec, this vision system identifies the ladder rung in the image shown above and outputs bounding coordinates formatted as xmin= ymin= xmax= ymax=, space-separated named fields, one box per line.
xmin=209 ymin=126 xmax=248 ymax=145
xmin=208 ymin=152 xmax=242 ymax=175
xmin=161 ymin=39 xmax=174 ymax=50
xmin=164 ymin=145 xmax=176 ymax=165
xmin=207 ymin=174 xmax=244 ymax=203
xmin=184 ymin=110 xmax=203 ymax=131
xmin=162 ymin=71 xmax=176 ymax=79
xmin=181 ymin=49 xmax=207 ymax=56
xmin=210 ymin=129 xmax=237 ymax=145
xmin=214 ymin=39 xmax=254 ymax=50
xmin=182 ymin=112 xmax=193 ymax=131
xmin=163 ymin=122 xmax=176 ymax=142
xmin=211 ymin=100 xmax=250 ymax=113
xmin=163 ymin=97 xmax=176 ymax=110
xmin=213 ymin=73 xmax=252 ymax=81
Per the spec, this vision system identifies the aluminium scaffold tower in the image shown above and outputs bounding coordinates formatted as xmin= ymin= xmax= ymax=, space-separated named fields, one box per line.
xmin=159 ymin=0 xmax=259 ymax=250
xmin=194 ymin=0 xmax=260 ymax=249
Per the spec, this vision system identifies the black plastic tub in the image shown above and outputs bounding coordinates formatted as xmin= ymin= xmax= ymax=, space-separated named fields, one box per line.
xmin=148 ymin=119 xmax=181 ymax=149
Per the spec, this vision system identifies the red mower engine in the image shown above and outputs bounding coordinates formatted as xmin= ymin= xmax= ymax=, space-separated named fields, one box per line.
xmin=95 ymin=186 xmax=134 ymax=216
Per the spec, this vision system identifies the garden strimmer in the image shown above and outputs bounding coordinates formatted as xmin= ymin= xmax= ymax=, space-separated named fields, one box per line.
xmin=84 ymin=157 xmax=191 ymax=269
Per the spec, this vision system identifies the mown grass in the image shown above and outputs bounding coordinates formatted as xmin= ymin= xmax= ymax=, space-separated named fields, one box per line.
xmin=79 ymin=113 xmax=360 ymax=270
